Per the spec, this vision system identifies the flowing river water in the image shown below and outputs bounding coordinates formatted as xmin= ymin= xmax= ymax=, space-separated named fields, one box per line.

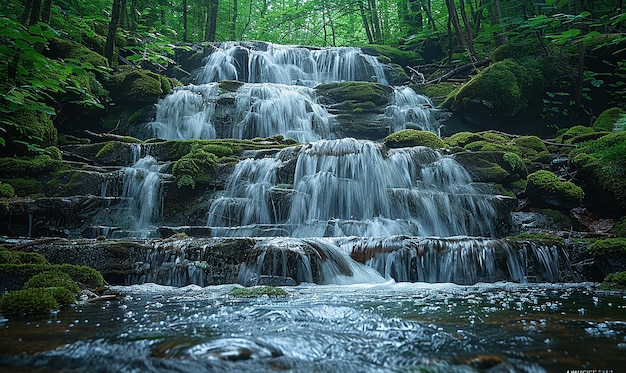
xmin=1 ymin=282 xmax=625 ymax=372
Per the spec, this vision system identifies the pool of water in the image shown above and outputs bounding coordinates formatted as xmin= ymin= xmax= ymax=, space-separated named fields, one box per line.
xmin=1 ymin=282 xmax=625 ymax=372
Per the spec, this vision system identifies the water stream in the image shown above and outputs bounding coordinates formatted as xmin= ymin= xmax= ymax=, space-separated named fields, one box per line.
xmin=1 ymin=283 xmax=624 ymax=372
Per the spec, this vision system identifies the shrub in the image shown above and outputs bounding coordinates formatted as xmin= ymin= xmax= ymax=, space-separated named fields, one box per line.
xmin=599 ymin=271 xmax=626 ymax=289
xmin=0 ymin=288 xmax=59 ymax=315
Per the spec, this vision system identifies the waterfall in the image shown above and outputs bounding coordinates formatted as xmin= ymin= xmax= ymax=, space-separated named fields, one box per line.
xmin=115 ymin=145 xmax=166 ymax=238
xmin=387 ymin=86 xmax=439 ymax=135
xmin=206 ymin=139 xmax=502 ymax=238
xmin=149 ymin=83 xmax=219 ymax=140
xmin=197 ymin=42 xmax=388 ymax=85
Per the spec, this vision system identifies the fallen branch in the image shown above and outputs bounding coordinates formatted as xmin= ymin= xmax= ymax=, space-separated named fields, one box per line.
xmin=424 ymin=58 xmax=491 ymax=84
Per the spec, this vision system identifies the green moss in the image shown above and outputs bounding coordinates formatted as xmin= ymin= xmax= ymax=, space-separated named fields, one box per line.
xmin=94 ymin=141 xmax=129 ymax=160
xmin=0 ymin=263 xmax=103 ymax=289
xmin=443 ymin=132 xmax=484 ymax=148
xmin=599 ymin=271 xmax=626 ymax=289
xmin=110 ymin=69 xmax=172 ymax=103
xmin=611 ymin=217 xmax=626 ymax=237
xmin=1 ymin=178 xmax=44 ymax=197
xmin=443 ymin=60 xmax=528 ymax=116
xmin=172 ymin=146 xmax=219 ymax=188
xmin=12 ymin=251 xmax=47 ymax=265
xmin=512 ymin=136 xmax=548 ymax=158
xmin=48 ymin=37 xmax=108 ymax=68
xmin=360 ymin=44 xmax=419 ymax=66
xmin=593 ymin=107 xmax=626 ymax=132
xmin=526 ymin=170 xmax=584 ymax=208
xmin=588 ymin=238 xmax=626 ymax=257
xmin=454 ymin=151 xmax=527 ymax=184
xmin=45 ymin=146 xmax=63 ymax=161
xmin=570 ymin=132 xmax=626 ymax=211
xmin=384 ymin=129 xmax=445 ymax=149
xmin=507 ymin=233 xmax=565 ymax=247
xmin=411 ymin=82 xmax=458 ymax=103
xmin=24 ymin=270 xmax=81 ymax=294
xmin=0 ymin=182 xmax=14 ymax=198
xmin=503 ymin=152 xmax=524 ymax=171
xmin=558 ymin=125 xmax=596 ymax=143
xmin=0 ymin=154 xmax=63 ymax=178
xmin=231 ymin=286 xmax=290 ymax=298
xmin=465 ymin=141 xmax=511 ymax=153
xmin=316 ymin=82 xmax=390 ymax=106
xmin=0 ymin=288 xmax=60 ymax=315
xmin=3 ymin=110 xmax=58 ymax=156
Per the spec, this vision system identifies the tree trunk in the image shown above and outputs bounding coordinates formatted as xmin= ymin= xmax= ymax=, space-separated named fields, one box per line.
xmin=104 ymin=0 xmax=123 ymax=66
xmin=130 ymin=0 xmax=137 ymax=31
xmin=205 ymin=0 xmax=219 ymax=42
xmin=29 ymin=0 xmax=42 ymax=26
xmin=230 ymin=0 xmax=238 ymax=40
xmin=120 ymin=0 xmax=128 ymax=29
xmin=41 ymin=0 xmax=53 ymax=24
xmin=360 ymin=1 xmax=374 ymax=44
xmin=458 ymin=0 xmax=477 ymax=60
xmin=20 ymin=0 xmax=34 ymax=25
xmin=368 ymin=0 xmax=382 ymax=42
xmin=574 ymin=40 xmax=585 ymax=119
xmin=183 ymin=0 xmax=188 ymax=42
xmin=445 ymin=0 xmax=473 ymax=60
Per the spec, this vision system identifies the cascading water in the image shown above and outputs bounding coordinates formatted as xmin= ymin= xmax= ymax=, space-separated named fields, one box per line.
xmin=197 ymin=42 xmax=388 ymax=85
xmin=147 ymin=42 xmax=438 ymax=141
xmin=207 ymin=138 xmax=503 ymax=239
xmin=101 ymin=144 xmax=166 ymax=238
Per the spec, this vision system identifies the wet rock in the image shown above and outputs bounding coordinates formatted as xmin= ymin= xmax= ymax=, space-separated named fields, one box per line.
xmin=247 ymin=275 xmax=297 ymax=286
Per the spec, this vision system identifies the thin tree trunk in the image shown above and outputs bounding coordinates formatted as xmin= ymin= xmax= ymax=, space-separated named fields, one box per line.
xmin=205 ymin=0 xmax=219 ymax=41
xmin=574 ymin=41 xmax=585 ymax=119
xmin=21 ymin=0 xmax=34 ymax=25
xmin=458 ymin=0 xmax=477 ymax=60
xmin=29 ymin=0 xmax=41 ymax=25
xmin=369 ymin=0 xmax=382 ymax=42
xmin=130 ymin=0 xmax=137 ymax=31
xmin=104 ymin=0 xmax=122 ymax=66
xmin=360 ymin=1 xmax=374 ymax=44
xmin=230 ymin=0 xmax=238 ymax=40
xmin=183 ymin=0 xmax=188 ymax=42
xmin=41 ymin=0 xmax=53 ymax=24
xmin=120 ymin=0 xmax=128 ymax=29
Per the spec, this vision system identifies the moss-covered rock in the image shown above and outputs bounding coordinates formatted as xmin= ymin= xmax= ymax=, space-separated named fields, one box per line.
xmin=384 ymin=129 xmax=445 ymax=149
xmin=0 ymin=248 xmax=47 ymax=265
xmin=454 ymin=151 xmax=527 ymax=184
xmin=611 ymin=217 xmax=626 ymax=237
xmin=507 ymin=233 xmax=565 ymax=247
xmin=512 ymin=136 xmax=548 ymax=158
xmin=0 ymin=182 xmax=14 ymax=198
xmin=443 ymin=60 xmax=531 ymax=116
xmin=0 ymin=178 xmax=44 ymax=197
xmin=47 ymin=37 xmax=109 ymax=68
xmin=361 ymin=44 xmax=420 ymax=67
xmin=589 ymin=238 xmax=626 ymax=257
xmin=569 ymin=132 xmax=626 ymax=214
xmin=316 ymin=82 xmax=391 ymax=107
xmin=526 ymin=170 xmax=584 ymax=209
xmin=557 ymin=125 xmax=597 ymax=144
xmin=172 ymin=146 xmax=219 ymax=188
xmin=0 ymin=288 xmax=61 ymax=315
xmin=0 ymin=263 xmax=104 ymax=289
xmin=443 ymin=132 xmax=484 ymax=148
xmin=109 ymin=68 xmax=180 ymax=103
xmin=0 ymin=154 xmax=63 ymax=178
xmin=593 ymin=107 xmax=626 ymax=131
xmin=24 ymin=270 xmax=81 ymax=294
xmin=2 ymin=110 xmax=58 ymax=156
xmin=410 ymin=82 xmax=458 ymax=105
xmin=599 ymin=271 xmax=626 ymax=289
xmin=231 ymin=286 xmax=289 ymax=298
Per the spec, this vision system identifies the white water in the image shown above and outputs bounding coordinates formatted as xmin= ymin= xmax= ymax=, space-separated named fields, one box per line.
xmin=197 ymin=42 xmax=388 ymax=85
xmin=208 ymin=139 xmax=501 ymax=238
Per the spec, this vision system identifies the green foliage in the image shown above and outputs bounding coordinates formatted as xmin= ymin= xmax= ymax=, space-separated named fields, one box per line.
xmin=0 ymin=154 xmax=63 ymax=178
xmin=0 ymin=178 xmax=44 ymax=197
xmin=384 ymin=129 xmax=445 ymax=149
xmin=526 ymin=170 xmax=584 ymax=208
xmin=0 ymin=248 xmax=47 ymax=265
xmin=0 ymin=18 xmax=106 ymax=151
xmin=24 ymin=270 xmax=81 ymax=294
xmin=443 ymin=132 xmax=483 ymax=148
xmin=231 ymin=286 xmax=289 ymax=298
xmin=588 ymin=238 xmax=626 ymax=257
xmin=600 ymin=271 xmax=626 ymax=290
